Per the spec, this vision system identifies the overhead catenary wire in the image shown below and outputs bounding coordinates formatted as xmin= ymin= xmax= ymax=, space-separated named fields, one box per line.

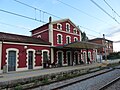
xmin=0 ymin=8 xmax=102 ymax=36
xmin=80 ymin=25 xmax=100 ymax=34
xmin=0 ymin=21 xmax=31 ymax=30
xmin=0 ymin=0 xmax=103 ymax=38
xmin=90 ymin=0 xmax=120 ymax=24
xmin=56 ymin=0 xmax=111 ymax=25
xmin=13 ymin=0 xmax=62 ymax=19
xmin=0 ymin=8 xmax=46 ymax=23
xmin=104 ymin=0 xmax=120 ymax=18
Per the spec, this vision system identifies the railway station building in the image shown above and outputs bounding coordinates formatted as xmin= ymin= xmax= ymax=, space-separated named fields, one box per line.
xmin=0 ymin=17 xmax=103 ymax=73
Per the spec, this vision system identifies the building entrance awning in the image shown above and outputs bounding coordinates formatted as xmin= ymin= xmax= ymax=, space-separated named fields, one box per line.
xmin=54 ymin=41 xmax=104 ymax=49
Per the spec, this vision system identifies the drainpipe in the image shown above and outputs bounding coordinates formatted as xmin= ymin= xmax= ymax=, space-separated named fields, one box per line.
xmin=49 ymin=17 xmax=54 ymax=64
xmin=0 ymin=40 xmax=3 ymax=73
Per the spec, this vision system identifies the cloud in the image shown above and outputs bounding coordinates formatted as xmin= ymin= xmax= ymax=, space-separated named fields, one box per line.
xmin=106 ymin=25 xmax=120 ymax=37
xmin=105 ymin=25 xmax=120 ymax=52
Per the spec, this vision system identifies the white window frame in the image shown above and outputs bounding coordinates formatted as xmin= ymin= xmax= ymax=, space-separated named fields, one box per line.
xmin=66 ymin=51 xmax=72 ymax=66
xmin=66 ymin=35 xmax=71 ymax=44
xmin=66 ymin=23 xmax=70 ymax=32
xmin=57 ymin=50 xmax=66 ymax=66
xmin=73 ymin=28 xmax=77 ymax=34
xmin=42 ymin=49 xmax=50 ymax=68
xmin=74 ymin=51 xmax=79 ymax=64
xmin=83 ymin=51 xmax=87 ymax=64
xmin=26 ymin=49 xmax=35 ymax=70
xmin=57 ymin=34 xmax=63 ymax=44
xmin=6 ymin=48 xmax=19 ymax=72
xmin=74 ymin=37 xmax=78 ymax=42
xmin=88 ymin=51 xmax=91 ymax=61
xmin=57 ymin=23 xmax=62 ymax=30
xmin=37 ymin=35 xmax=41 ymax=38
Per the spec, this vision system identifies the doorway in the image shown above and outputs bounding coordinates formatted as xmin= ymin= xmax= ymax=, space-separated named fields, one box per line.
xmin=66 ymin=51 xmax=71 ymax=66
xmin=58 ymin=51 xmax=63 ymax=66
xmin=28 ymin=51 xmax=34 ymax=69
xmin=74 ymin=52 xmax=79 ymax=65
xmin=43 ymin=51 xmax=48 ymax=68
xmin=8 ymin=51 xmax=16 ymax=71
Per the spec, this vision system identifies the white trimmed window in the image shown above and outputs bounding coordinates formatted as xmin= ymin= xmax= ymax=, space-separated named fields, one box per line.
xmin=66 ymin=35 xmax=71 ymax=44
xmin=88 ymin=51 xmax=91 ymax=60
xmin=66 ymin=23 xmax=70 ymax=32
xmin=26 ymin=49 xmax=35 ymax=70
xmin=57 ymin=23 xmax=62 ymax=30
xmin=6 ymin=48 xmax=19 ymax=72
xmin=74 ymin=37 xmax=78 ymax=42
xmin=73 ymin=28 xmax=77 ymax=34
xmin=37 ymin=35 xmax=41 ymax=38
xmin=57 ymin=34 xmax=63 ymax=44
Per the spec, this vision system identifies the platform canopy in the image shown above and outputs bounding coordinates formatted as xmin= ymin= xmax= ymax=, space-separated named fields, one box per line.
xmin=55 ymin=41 xmax=104 ymax=49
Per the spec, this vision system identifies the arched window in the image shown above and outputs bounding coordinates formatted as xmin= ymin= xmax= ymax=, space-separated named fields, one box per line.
xmin=73 ymin=28 xmax=77 ymax=34
xmin=66 ymin=35 xmax=71 ymax=44
xmin=74 ymin=37 xmax=78 ymax=42
xmin=57 ymin=34 xmax=62 ymax=44
xmin=57 ymin=23 xmax=62 ymax=30
xmin=66 ymin=23 xmax=70 ymax=32
xmin=26 ymin=49 xmax=35 ymax=70
xmin=37 ymin=35 xmax=41 ymax=38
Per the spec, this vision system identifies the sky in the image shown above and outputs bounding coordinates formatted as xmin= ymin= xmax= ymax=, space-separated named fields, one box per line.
xmin=0 ymin=0 xmax=120 ymax=51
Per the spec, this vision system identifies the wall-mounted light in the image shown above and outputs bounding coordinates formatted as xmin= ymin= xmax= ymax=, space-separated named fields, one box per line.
xmin=24 ymin=46 xmax=28 ymax=49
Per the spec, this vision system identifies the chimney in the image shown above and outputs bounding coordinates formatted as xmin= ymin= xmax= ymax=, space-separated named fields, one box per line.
xmin=103 ymin=34 xmax=105 ymax=39
xmin=49 ymin=16 xmax=52 ymax=23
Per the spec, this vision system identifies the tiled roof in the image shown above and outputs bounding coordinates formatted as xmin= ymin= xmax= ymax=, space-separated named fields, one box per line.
xmin=55 ymin=41 xmax=104 ymax=49
xmin=0 ymin=32 xmax=51 ymax=45
xmin=89 ymin=38 xmax=113 ymax=42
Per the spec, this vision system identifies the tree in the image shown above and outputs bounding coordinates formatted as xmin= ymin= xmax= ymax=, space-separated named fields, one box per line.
xmin=81 ymin=32 xmax=88 ymax=41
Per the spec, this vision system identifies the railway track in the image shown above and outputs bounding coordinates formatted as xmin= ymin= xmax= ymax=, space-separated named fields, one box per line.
xmin=51 ymin=68 xmax=115 ymax=90
xmin=99 ymin=76 xmax=120 ymax=90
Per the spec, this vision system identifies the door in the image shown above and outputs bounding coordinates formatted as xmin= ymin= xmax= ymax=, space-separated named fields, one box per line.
xmin=8 ymin=51 xmax=16 ymax=71
xmin=83 ymin=52 xmax=86 ymax=64
xmin=67 ymin=52 xmax=71 ymax=66
xmin=43 ymin=51 xmax=48 ymax=68
xmin=58 ymin=52 xmax=62 ymax=66
xmin=75 ymin=52 xmax=79 ymax=65
xmin=28 ymin=51 xmax=33 ymax=69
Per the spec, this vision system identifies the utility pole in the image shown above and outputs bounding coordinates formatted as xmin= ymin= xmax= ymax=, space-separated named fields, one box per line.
xmin=103 ymin=34 xmax=107 ymax=61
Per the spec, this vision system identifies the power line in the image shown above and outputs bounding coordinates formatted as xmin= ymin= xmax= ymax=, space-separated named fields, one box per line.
xmin=56 ymin=0 xmax=111 ymax=24
xmin=90 ymin=0 xmax=120 ymax=24
xmin=0 ymin=21 xmax=30 ymax=30
xmin=0 ymin=8 xmax=102 ymax=37
xmin=0 ymin=8 xmax=46 ymax=23
xmin=13 ymin=0 xmax=104 ymax=36
xmin=0 ymin=0 xmax=103 ymax=39
xmin=114 ymin=40 xmax=120 ymax=43
xmin=80 ymin=25 xmax=100 ymax=34
xmin=87 ymin=33 xmax=98 ymax=38
xmin=104 ymin=0 xmax=120 ymax=18
xmin=13 ymin=0 xmax=62 ymax=19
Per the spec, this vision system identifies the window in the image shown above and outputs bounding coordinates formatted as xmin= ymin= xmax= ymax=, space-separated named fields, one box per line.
xmin=74 ymin=37 xmax=78 ymax=42
xmin=57 ymin=34 xmax=62 ymax=44
xmin=57 ymin=23 xmax=62 ymax=30
xmin=37 ymin=35 xmax=41 ymax=38
xmin=73 ymin=28 xmax=77 ymax=34
xmin=66 ymin=23 xmax=70 ymax=32
xmin=66 ymin=36 xmax=71 ymax=44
